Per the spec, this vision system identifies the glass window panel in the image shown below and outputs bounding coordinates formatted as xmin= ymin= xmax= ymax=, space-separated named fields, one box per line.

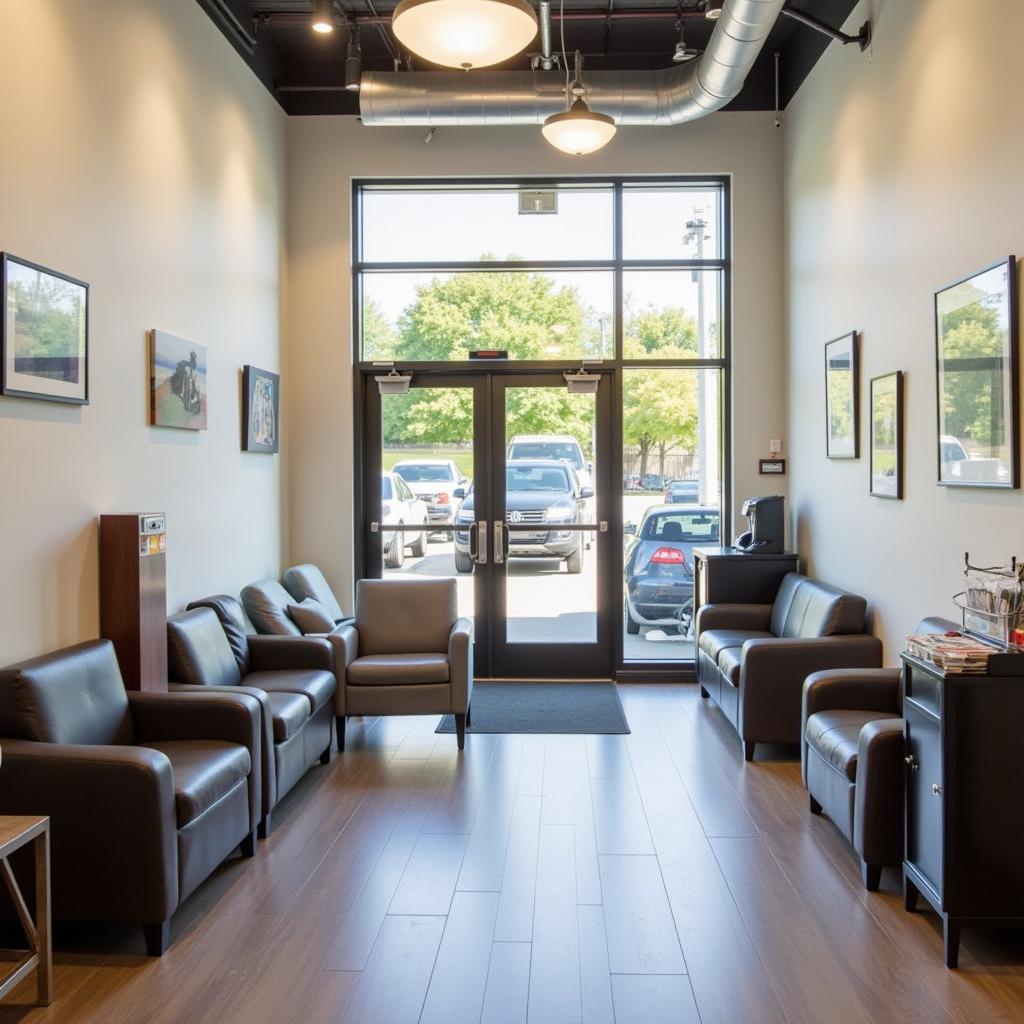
xmin=622 ymin=186 xmax=722 ymax=260
xmin=362 ymin=270 xmax=614 ymax=361
xmin=361 ymin=187 xmax=614 ymax=263
xmin=623 ymin=270 xmax=722 ymax=359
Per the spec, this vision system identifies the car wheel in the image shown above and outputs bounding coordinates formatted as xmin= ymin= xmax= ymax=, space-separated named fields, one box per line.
xmin=626 ymin=609 xmax=641 ymax=635
xmin=385 ymin=530 xmax=405 ymax=569
xmin=410 ymin=530 xmax=427 ymax=558
xmin=454 ymin=549 xmax=474 ymax=574
xmin=566 ymin=543 xmax=583 ymax=574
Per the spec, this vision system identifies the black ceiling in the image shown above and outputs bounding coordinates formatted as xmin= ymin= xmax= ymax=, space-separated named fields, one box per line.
xmin=197 ymin=0 xmax=859 ymax=116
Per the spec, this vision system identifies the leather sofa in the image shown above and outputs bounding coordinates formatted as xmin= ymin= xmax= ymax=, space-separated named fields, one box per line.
xmin=333 ymin=578 xmax=473 ymax=749
xmin=282 ymin=564 xmax=350 ymax=627
xmin=168 ymin=596 xmax=336 ymax=836
xmin=801 ymin=616 xmax=958 ymax=891
xmin=242 ymin=572 xmax=351 ymax=640
xmin=697 ymin=572 xmax=882 ymax=760
xmin=0 ymin=639 xmax=262 ymax=955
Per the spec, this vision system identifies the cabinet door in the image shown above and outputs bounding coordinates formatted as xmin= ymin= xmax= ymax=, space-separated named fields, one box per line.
xmin=905 ymin=701 xmax=943 ymax=898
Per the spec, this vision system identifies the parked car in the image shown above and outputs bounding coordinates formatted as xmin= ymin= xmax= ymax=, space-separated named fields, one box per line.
xmin=381 ymin=471 xmax=429 ymax=569
xmin=508 ymin=434 xmax=595 ymax=543
xmin=392 ymin=458 xmax=468 ymax=534
xmin=455 ymin=459 xmax=593 ymax=574
xmin=623 ymin=504 xmax=720 ymax=635
xmin=663 ymin=479 xmax=700 ymax=504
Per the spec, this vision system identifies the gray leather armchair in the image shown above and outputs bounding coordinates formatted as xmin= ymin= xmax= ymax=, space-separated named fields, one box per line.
xmin=0 ymin=640 xmax=262 ymax=955
xmin=697 ymin=573 xmax=882 ymax=760
xmin=332 ymin=578 xmax=473 ymax=749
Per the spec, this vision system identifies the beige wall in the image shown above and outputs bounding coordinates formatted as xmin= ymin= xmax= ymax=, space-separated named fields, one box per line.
xmin=785 ymin=0 xmax=1024 ymax=656
xmin=286 ymin=114 xmax=787 ymax=609
xmin=0 ymin=0 xmax=286 ymax=662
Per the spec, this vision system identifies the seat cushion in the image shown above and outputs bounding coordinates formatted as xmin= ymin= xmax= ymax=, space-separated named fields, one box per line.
xmin=242 ymin=579 xmax=303 ymax=636
xmin=771 ymin=574 xmax=867 ymax=640
xmin=267 ymin=690 xmax=311 ymax=742
xmin=718 ymin=645 xmax=743 ymax=687
xmin=698 ymin=629 xmax=773 ymax=663
xmin=347 ymin=653 xmax=450 ymax=687
xmin=142 ymin=739 xmax=251 ymax=828
xmin=805 ymin=709 xmax=901 ymax=782
xmin=244 ymin=669 xmax=335 ymax=714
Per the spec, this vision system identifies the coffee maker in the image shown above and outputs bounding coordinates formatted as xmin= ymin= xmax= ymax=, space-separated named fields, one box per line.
xmin=734 ymin=495 xmax=784 ymax=553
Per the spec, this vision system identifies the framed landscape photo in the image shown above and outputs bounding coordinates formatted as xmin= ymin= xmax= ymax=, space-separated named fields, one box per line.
xmin=825 ymin=331 xmax=858 ymax=458
xmin=935 ymin=256 xmax=1019 ymax=488
xmin=870 ymin=371 xmax=904 ymax=499
xmin=149 ymin=330 xmax=207 ymax=430
xmin=242 ymin=365 xmax=280 ymax=453
xmin=1 ymin=253 xmax=88 ymax=404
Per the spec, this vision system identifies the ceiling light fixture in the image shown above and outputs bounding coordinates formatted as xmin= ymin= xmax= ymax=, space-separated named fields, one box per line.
xmin=672 ymin=22 xmax=701 ymax=63
xmin=704 ymin=0 xmax=723 ymax=20
xmin=391 ymin=0 xmax=539 ymax=70
xmin=311 ymin=0 xmax=335 ymax=34
xmin=542 ymin=51 xmax=616 ymax=156
xmin=345 ymin=27 xmax=362 ymax=90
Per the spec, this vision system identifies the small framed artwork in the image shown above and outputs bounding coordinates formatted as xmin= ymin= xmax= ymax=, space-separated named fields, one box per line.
xmin=759 ymin=458 xmax=786 ymax=475
xmin=242 ymin=365 xmax=280 ymax=453
xmin=870 ymin=371 xmax=904 ymax=499
xmin=935 ymin=256 xmax=1019 ymax=488
xmin=149 ymin=330 xmax=207 ymax=430
xmin=825 ymin=331 xmax=858 ymax=458
xmin=1 ymin=253 xmax=88 ymax=404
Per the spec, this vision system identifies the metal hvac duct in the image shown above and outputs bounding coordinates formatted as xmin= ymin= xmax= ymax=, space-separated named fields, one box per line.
xmin=359 ymin=0 xmax=785 ymax=126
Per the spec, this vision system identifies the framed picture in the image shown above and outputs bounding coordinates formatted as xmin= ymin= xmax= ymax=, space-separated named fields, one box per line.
xmin=870 ymin=371 xmax=904 ymax=499
xmin=149 ymin=330 xmax=207 ymax=430
xmin=242 ymin=365 xmax=280 ymax=453
xmin=935 ymin=256 xmax=1019 ymax=488
xmin=825 ymin=331 xmax=858 ymax=458
xmin=1 ymin=253 xmax=88 ymax=404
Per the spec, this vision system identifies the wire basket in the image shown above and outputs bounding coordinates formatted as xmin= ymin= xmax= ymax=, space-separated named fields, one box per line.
xmin=953 ymin=593 xmax=1024 ymax=649
xmin=956 ymin=553 xmax=1024 ymax=649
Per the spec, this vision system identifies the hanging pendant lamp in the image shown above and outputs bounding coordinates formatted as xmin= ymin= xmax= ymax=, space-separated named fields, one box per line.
xmin=542 ymin=51 xmax=617 ymax=156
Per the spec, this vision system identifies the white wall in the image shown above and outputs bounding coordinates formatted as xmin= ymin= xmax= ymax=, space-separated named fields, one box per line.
xmin=785 ymin=0 xmax=1024 ymax=656
xmin=286 ymin=114 xmax=787 ymax=608
xmin=0 ymin=0 xmax=287 ymax=662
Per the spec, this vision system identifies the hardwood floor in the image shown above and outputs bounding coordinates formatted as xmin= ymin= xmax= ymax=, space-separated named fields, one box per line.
xmin=4 ymin=683 xmax=1024 ymax=1023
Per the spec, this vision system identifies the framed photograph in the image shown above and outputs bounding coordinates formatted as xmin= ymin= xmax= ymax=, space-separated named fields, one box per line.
xmin=870 ymin=371 xmax=904 ymax=499
xmin=759 ymin=458 xmax=786 ymax=475
xmin=935 ymin=256 xmax=1019 ymax=488
xmin=1 ymin=253 xmax=88 ymax=404
xmin=242 ymin=365 xmax=280 ymax=453
xmin=825 ymin=331 xmax=858 ymax=458
xmin=149 ymin=330 xmax=207 ymax=430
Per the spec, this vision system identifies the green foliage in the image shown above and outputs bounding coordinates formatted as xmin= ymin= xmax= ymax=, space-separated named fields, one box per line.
xmin=9 ymin=277 xmax=83 ymax=357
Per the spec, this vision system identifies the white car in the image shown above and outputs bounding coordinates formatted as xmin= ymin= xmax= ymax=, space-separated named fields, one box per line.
xmin=381 ymin=471 xmax=429 ymax=568
xmin=392 ymin=459 xmax=468 ymax=534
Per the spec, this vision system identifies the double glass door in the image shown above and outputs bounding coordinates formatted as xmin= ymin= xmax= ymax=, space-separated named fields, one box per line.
xmin=363 ymin=370 xmax=612 ymax=679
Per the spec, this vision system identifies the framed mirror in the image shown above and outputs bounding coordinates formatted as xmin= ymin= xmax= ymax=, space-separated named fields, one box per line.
xmin=825 ymin=331 xmax=858 ymax=459
xmin=870 ymin=371 xmax=903 ymax=499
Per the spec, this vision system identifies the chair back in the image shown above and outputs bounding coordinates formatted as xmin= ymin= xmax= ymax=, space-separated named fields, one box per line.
xmin=241 ymin=578 xmax=303 ymax=636
xmin=770 ymin=573 xmax=866 ymax=639
xmin=356 ymin=578 xmax=457 ymax=656
xmin=0 ymin=639 xmax=134 ymax=745
xmin=187 ymin=595 xmax=253 ymax=674
xmin=283 ymin=564 xmax=346 ymax=623
xmin=167 ymin=608 xmax=243 ymax=686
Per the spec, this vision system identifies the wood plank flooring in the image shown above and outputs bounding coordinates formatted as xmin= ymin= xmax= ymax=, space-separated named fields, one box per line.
xmin=4 ymin=683 xmax=1024 ymax=1023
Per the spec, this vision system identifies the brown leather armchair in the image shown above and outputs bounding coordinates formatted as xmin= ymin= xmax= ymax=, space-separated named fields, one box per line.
xmin=332 ymin=578 xmax=473 ymax=749
xmin=167 ymin=597 xmax=336 ymax=837
xmin=0 ymin=639 xmax=262 ymax=955
xmin=801 ymin=616 xmax=959 ymax=891
xmin=697 ymin=573 xmax=882 ymax=760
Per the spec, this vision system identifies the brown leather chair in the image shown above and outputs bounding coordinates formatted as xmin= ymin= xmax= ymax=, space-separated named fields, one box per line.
xmin=697 ymin=573 xmax=882 ymax=760
xmin=0 ymin=639 xmax=262 ymax=955
xmin=167 ymin=597 xmax=336 ymax=837
xmin=332 ymin=578 xmax=473 ymax=749
xmin=801 ymin=616 xmax=959 ymax=891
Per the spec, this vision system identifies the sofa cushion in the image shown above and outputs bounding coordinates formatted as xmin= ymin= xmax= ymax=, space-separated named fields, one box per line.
xmin=167 ymin=608 xmax=243 ymax=688
xmin=242 ymin=579 xmax=303 ymax=636
xmin=806 ymin=709 xmax=900 ymax=782
xmin=356 ymin=579 xmax=456 ymax=656
xmin=267 ymin=690 xmax=310 ymax=742
xmin=698 ymin=629 xmax=773 ymax=663
xmin=718 ymin=646 xmax=744 ymax=687
xmin=287 ymin=598 xmax=336 ymax=635
xmin=284 ymin=564 xmax=346 ymax=624
xmin=770 ymin=574 xmax=867 ymax=640
xmin=244 ymin=669 xmax=335 ymax=713
xmin=347 ymin=653 xmax=450 ymax=687
xmin=142 ymin=739 xmax=250 ymax=827
xmin=186 ymin=595 xmax=253 ymax=675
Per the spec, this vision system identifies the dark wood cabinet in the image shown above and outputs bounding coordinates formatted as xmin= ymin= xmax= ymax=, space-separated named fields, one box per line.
xmin=901 ymin=652 xmax=1024 ymax=968
xmin=692 ymin=546 xmax=799 ymax=620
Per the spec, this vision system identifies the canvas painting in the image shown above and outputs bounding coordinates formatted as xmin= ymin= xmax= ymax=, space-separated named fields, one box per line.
xmin=1 ymin=253 xmax=88 ymax=404
xmin=149 ymin=330 xmax=207 ymax=430
xmin=242 ymin=365 xmax=280 ymax=453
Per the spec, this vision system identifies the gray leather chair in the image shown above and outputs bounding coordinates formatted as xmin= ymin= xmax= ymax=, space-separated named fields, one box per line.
xmin=801 ymin=616 xmax=959 ymax=891
xmin=697 ymin=573 xmax=882 ymax=760
xmin=0 ymin=639 xmax=262 ymax=955
xmin=332 ymin=578 xmax=473 ymax=749
xmin=167 ymin=598 xmax=336 ymax=837
xmin=283 ymin=564 xmax=350 ymax=627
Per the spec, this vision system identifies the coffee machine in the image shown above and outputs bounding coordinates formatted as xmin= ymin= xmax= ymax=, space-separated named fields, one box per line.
xmin=734 ymin=495 xmax=784 ymax=553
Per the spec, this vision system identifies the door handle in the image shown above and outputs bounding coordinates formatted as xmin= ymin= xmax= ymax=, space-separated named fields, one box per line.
xmin=475 ymin=521 xmax=488 ymax=564
xmin=494 ymin=520 xmax=505 ymax=565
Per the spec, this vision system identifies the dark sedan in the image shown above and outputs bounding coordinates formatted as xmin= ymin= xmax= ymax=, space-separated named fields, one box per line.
xmin=624 ymin=505 xmax=720 ymax=635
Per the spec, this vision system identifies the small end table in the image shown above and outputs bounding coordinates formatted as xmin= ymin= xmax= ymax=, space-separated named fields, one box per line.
xmin=0 ymin=816 xmax=51 ymax=1007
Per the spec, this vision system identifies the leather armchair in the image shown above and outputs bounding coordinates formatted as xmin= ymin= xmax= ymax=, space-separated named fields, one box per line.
xmin=168 ymin=596 xmax=337 ymax=837
xmin=331 ymin=578 xmax=473 ymax=749
xmin=0 ymin=639 xmax=262 ymax=955
xmin=696 ymin=573 xmax=883 ymax=760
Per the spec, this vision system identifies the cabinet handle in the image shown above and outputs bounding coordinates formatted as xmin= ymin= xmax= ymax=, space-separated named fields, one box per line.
xmin=904 ymin=755 xmax=919 ymax=772
xmin=931 ymin=783 xmax=942 ymax=796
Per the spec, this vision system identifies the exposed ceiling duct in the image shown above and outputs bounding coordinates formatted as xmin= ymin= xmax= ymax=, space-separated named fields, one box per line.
xmin=360 ymin=0 xmax=786 ymax=127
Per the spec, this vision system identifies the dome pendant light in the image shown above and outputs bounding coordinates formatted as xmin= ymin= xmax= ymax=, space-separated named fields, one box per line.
xmin=542 ymin=51 xmax=616 ymax=156
xmin=391 ymin=0 xmax=539 ymax=70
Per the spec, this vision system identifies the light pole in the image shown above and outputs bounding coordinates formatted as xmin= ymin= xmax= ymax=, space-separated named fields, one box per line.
xmin=684 ymin=210 xmax=715 ymax=507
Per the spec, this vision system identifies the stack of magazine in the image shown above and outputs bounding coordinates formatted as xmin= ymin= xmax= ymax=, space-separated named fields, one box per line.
xmin=906 ymin=632 xmax=993 ymax=674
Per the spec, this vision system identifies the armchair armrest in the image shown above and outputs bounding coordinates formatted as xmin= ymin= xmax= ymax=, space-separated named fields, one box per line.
xmin=853 ymin=718 xmax=905 ymax=868
xmin=696 ymin=603 xmax=773 ymax=635
xmin=248 ymin=634 xmax=333 ymax=672
xmin=0 ymin=739 xmax=178 ymax=924
xmin=324 ymin=624 xmax=359 ymax=717
xmin=448 ymin=617 xmax=474 ymax=713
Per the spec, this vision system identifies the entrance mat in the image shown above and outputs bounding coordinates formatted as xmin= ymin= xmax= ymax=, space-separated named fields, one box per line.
xmin=436 ymin=682 xmax=630 ymax=736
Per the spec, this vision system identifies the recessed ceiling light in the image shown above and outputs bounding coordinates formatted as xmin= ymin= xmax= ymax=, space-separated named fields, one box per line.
xmin=312 ymin=0 xmax=335 ymax=34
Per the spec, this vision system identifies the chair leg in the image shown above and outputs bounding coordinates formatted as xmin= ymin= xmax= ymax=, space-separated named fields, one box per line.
xmin=743 ymin=741 xmax=756 ymax=762
xmin=240 ymin=828 xmax=258 ymax=858
xmin=257 ymin=813 xmax=272 ymax=840
xmin=143 ymin=921 xmax=170 ymax=957
xmin=860 ymin=860 xmax=882 ymax=892
xmin=320 ymin=743 xmax=332 ymax=766
xmin=466 ymin=704 xmax=472 ymax=728
xmin=455 ymin=713 xmax=467 ymax=750
xmin=809 ymin=795 xmax=822 ymax=815
xmin=337 ymin=716 xmax=346 ymax=752
xmin=700 ymin=685 xmax=710 ymax=699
